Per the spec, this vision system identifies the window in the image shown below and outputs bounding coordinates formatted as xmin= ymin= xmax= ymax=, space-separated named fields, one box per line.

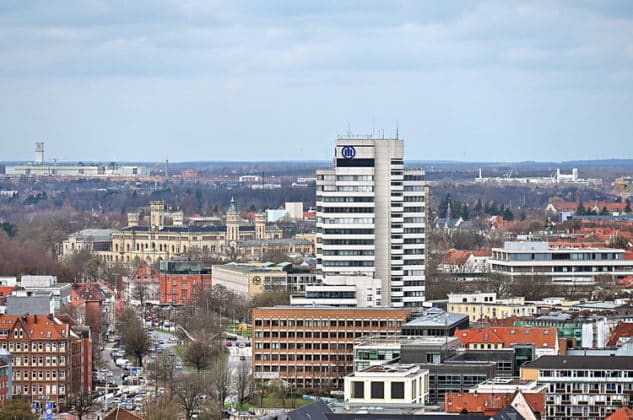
xmin=370 ymin=382 xmax=384 ymax=399
xmin=391 ymin=382 xmax=405 ymax=399
xmin=352 ymin=382 xmax=364 ymax=399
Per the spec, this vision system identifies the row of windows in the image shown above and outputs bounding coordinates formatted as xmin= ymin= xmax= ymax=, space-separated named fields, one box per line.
xmin=14 ymin=356 xmax=66 ymax=366
xmin=322 ymin=239 xmax=374 ymax=246
xmin=322 ymin=250 xmax=374 ymax=256
xmin=254 ymin=319 xmax=403 ymax=328
xmin=13 ymin=370 xmax=66 ymax=380
xmin=6 ymin=342 xmax=66 ymax=352
xmin=319 ymin=207 xmax=373 ymax=213
xmin=323 ymin=261 xmax=374 ymax=267
xmin=254 ymin=353 xmax=353 ymax=362
xmin=255 ymin=330 xmax=391 ymax=340
xmin=322 ymin=186 xmax=373 ymax=192
xmin=320 ymin=229 xmax=374 ymax=235
xmin=320 ymin=217 xmax=374 ymax=224
xmin=319 ymin=196 xmax=374 ymax=203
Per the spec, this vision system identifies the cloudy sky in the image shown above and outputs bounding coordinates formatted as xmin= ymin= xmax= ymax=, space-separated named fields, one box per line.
xmin=1 ymin=1 xmax=632 ymax=163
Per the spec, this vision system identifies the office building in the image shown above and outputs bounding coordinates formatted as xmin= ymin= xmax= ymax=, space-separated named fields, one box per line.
xmin=251 ymin=306 xmax=409 ymax=390
xmin=490 ymin=241 xmax=633 ymax=285
xmin=316 ymin=136 xmax=426 ymax=308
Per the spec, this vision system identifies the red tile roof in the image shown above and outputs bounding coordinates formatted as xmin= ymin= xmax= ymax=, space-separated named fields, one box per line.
xmin=456 ymin=327 xmax=558 ymax=350
xmin=607 ymin=322 xmax=633 ymax=347
xmin=0 ymin=314 xmax=70 ymax=340
xmin=445 ymin=391 xmax=545 ymax=415
xmin=605 ymin=407 xmax=633 ymax=420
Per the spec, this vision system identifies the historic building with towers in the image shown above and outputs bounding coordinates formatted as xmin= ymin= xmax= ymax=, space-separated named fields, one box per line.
xmin=61 ymin=199 xmax=310 ymax=265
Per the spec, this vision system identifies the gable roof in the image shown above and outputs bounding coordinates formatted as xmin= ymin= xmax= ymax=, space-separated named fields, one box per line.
xmin=607 ymin=322 xmax=633 ymax=347
xmin=445 ymin=391 xmax=545 ymax=416
xmin=103 ymin=407 xmax=144 ymax=420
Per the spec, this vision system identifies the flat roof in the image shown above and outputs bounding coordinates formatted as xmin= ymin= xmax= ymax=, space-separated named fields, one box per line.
xmin=405 ymin=312 xmax=467 ymax=327
xmin=523 ymin=355 xmax=633 ymax=370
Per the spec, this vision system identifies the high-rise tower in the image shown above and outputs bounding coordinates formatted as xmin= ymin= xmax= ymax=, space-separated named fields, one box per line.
xmin=316 ymin=136 xmax=426 ymax=308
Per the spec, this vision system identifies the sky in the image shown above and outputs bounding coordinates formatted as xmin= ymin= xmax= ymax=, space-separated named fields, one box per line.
xmin=1 ymin=1 xmax=632 ymax=163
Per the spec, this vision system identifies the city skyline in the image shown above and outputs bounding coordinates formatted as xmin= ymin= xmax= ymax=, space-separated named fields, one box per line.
xmin=1 ymin=1 xmax=632 ymax=162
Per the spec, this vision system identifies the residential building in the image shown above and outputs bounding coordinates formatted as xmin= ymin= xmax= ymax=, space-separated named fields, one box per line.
xmin=447 ymin=292 xmax=537 ymax=322
xmin=251 ymin=306 xmax=409 ymax=390
xmin=438 ymin=250 xmax=491 ymax=282
xmin=0 ymin=314 xmax=92 ymax=411
xmin=521 ymin=355 xmax=633 ymax=419
xmin=316 ymin=136 xmax=427 ymax=308
xmin=344 ymin=362 xmax=429 ymax=405
xmin=454 ymin=327 xmax=559 ymax=357
xmin=122 ymin=263 xmax=160 ymax=306
xmin=158 ymin=258 xmax=212 ymax=305
xmin=489 ymin=241 xmax=633 ymax=285
xmin=445 ymin=379 xmax=546 ymax=417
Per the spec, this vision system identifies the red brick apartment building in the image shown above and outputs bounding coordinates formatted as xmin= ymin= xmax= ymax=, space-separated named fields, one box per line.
xmin=252 ymin=306 xmax=409 ymax=390
xmin=0 ymin=314 xmax=91 ymax=411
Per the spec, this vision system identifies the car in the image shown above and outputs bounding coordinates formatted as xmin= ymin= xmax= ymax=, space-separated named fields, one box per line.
xmin=238 ymin=342 xmax=245 ymax=348
xmin=239 ymin=355 xmax=246 ymax=361
xmin=225 ymin=341 xmax=232 ymax=347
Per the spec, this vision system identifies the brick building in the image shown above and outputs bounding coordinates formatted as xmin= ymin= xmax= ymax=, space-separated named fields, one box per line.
xmin=159 ymin=259 xmax=212 ymax=305
xmin=251 ymin=306 xmax=409 ymax=390
xmin=0 ymin=314 xmax=91 ymax=411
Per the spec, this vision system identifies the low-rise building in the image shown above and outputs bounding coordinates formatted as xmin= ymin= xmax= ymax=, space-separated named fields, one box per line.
xmin=454 ymin=326 xmax=559 ymax=357
xmin=158 ymin=258 xmax=212 ymax=305
xmin=490 ymin=241 xmax=633 ymax=285
xmin=214 ymin=262 xmax=318 ymax=298
xmin=251 ymin=306 xmax=409 ymax=390
xmin=521 ymin=355 xmax=633 ymax=420
xmin=344 ymin=363 xmax=429 ymax=405
xmin=445 ymin=379 xmax=546 ymax=417
xmin=400 ymin=309 xmax=470 ymax=337
xmin=17 ymin=276 xmax=71 ymax=313
xmin=448 ymin=292 xmax=537 ymax=322
xmin=290 ymin=276 xmax=382 ymax=307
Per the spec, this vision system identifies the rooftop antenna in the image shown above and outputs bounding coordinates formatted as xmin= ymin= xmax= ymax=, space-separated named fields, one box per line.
xmin=396 ymin=121 xmax=399 ymax=139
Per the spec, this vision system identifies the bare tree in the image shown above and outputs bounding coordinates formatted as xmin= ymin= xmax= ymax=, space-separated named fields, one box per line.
xmin=184 ymin=340 xmax=213 ymax=372
xmin=172 ymin=373 xmax=209 ymax=420
xmin=212 ymin=359 xmax=231 ymax=407
xmin=235 ymin=361 xmax=253 ymax=405
xmin=148 ymin=352 xmax=176 ymax=396
xmin=143 ymin=395 xmax=179 ymax=420
xmin=117 ymin=306 xmax=151 ymax=367
xmin=69 ymin=390 xmax=95 ymax=420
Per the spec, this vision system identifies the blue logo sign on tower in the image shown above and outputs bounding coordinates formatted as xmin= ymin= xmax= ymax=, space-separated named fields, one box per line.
xmin=341 ymin=146 xmax=356 ymax=160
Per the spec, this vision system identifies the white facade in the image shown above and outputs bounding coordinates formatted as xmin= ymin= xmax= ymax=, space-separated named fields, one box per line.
xmin=316 ymin=137 xmax=426 ymax=308
xmin=344 ymin=363 xmax=429 ymax=405
xmin=490 ymin=241 xmax=633 ymax=285
xmin=289 ymin=275 xmax=382 ymax=307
